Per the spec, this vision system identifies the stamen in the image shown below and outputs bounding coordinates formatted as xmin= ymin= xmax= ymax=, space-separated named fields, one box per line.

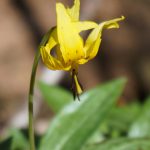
xmin=71 ymin=69 xmax=83 ymax=101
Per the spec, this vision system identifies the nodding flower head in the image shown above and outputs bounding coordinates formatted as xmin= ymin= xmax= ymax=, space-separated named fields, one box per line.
xmin=40 ymin=0 xmax=125 ymax=100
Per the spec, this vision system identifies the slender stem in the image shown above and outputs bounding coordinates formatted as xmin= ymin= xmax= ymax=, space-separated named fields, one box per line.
xmin=28 ymin=28 xmax=53 ymax=150
xmin=28 ymin=48 xmax=40 ymax=150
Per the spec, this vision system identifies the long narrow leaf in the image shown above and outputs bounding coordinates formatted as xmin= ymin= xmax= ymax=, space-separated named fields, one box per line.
xmin=38 ymin=82 xmax=72 ymax=113
xmin=83 ymin=138 xmax=150 ymax=150
xmin=128 ymin=97 xmax=150 ymax=137
xmin=39 ymin=78 xmax=126 ymax=150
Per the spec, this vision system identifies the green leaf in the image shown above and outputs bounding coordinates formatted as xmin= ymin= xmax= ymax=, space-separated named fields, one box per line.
xmin=0 ymin=137 xmax=12 ymax=150
xmin=109 ymin=102 xmax=141 ymax=129
xmin=38 ymin=81 xmax=72 ymax=113
xmin=103 ymin=102 xmax=141 ymax=136
xmin=83 ymin=138 xmax=150 ymax=150
xmin=87 ymin=102 xmax=141 ymax=144
xmin=0 ymin=129 xmax=29 ymax=150
xmin=128 ymin=97 xmax=150 ymax=138
xmin=10 ymin=129 xmax=29 ymax=150
xmin=39 ymin=78 xmax=126 ymax=150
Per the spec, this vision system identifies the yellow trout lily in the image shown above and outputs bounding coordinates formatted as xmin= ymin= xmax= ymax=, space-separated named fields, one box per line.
xmin=40 ymin=0 xmax=125 ymax=100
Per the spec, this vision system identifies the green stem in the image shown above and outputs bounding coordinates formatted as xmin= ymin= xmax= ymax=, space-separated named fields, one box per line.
xmin=28 ymin=48 xmax=40 ymax=150
xmin=28 ymin=28 xmax=53 ymax=150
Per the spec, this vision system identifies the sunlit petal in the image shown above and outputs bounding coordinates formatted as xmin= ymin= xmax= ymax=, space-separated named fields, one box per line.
xmin=73 ymin=21 xmax=98 ymax=33
xmin=67 ymin=0 xmax=80 ymax=21
xmin=84 ymin=16 xmax=125 ymax=60
xmin=40 ymin=28 xmax=71 ymax=71
xmin=56 ymin=3 xmax=84 ymax=63
xmin=40 ymin=0 xmax=125 ymax=99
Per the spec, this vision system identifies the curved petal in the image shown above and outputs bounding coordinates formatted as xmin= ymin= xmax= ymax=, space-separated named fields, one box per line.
xmin=67 ymin=0 xmax=80 ymax=21
xmin=40 ymin=46 xmax=71 ymax=71
xmin=56 ymin=3 xmax=84 ymax=63
xmin=40 ymin=28 xmax=71 ymax=71
xmin=84 ymin=16 xmax=125 ymax=60
xmin=72 ymin=21 xmax=98 ymax=33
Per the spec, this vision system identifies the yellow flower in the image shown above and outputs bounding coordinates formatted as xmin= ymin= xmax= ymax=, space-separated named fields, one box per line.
xmin=40 ymin=0 xmax=125 ymax=100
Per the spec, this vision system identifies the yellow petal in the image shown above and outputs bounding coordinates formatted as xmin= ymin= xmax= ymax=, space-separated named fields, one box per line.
xmin=40 ymin=27 xmax=71 ymax=71
xmin=72 ymin=21 xmax=98 ymax=33
xmin=67 ymin=0 xmax=80 ymax=21
xmin=56 ymin=3 xmax=84 ymax=63
xmin=84 ymin=16 xmax=125 ymax=60
xmin=41 ymin=45 xmax=71 ymax=71
xmin=77 ymin=58 xmax=88 ymax=64
xmin=99 ymin=16 xmax=125 ymax=29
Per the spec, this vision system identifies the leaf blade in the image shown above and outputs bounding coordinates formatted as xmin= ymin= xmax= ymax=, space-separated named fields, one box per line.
xmin=39 ymin=78 xmax=126 ymax=150
xmin=83 ymin=138 xmax=150 ymax=150
xmin=38 ymin=81 xmax=72 ymax=113
xmin=128 ymin=97 xmax=150 ymax=138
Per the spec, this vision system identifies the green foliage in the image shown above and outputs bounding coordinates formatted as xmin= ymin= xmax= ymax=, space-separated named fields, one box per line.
xmin=0 ymin=137 xmax=12 ymax=150
xmin=101 ymin=102 xmax=142 ymax=137
xmin=83 ymin=138 xmax=150 ymax=150
xmin=10 ymin=129 xmax=29 ymax=150
xmin=0 ymin=129 xmax=29 ymax=150
xmin=1 ymin=78 xmax=150 ymax=150
xmin=39 ymin=78 xmax=126 ymax=150
xmin=38 ymin=81 xmax=72 ymax=113
xmin=128 ymin=97 xmax=150 ymax=137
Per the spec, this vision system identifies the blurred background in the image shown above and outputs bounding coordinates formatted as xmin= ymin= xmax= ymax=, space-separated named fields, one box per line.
xmin=0 ymin=0 xmax=150 ymax=136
